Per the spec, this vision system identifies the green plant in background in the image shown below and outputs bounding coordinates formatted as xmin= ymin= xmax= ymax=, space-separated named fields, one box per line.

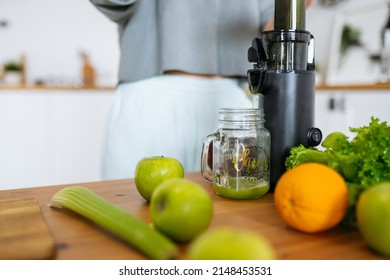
xmin=3 ymin=61 xmax=23 ymax=72
xmin=340 ymin=24 xmax=362 ymax=57
xmin=338 ymin=24 xmax=381 ymax=67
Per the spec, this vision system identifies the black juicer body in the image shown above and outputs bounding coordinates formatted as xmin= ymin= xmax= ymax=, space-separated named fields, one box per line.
xmin=247 ymin=0 xmax=322 ymax=191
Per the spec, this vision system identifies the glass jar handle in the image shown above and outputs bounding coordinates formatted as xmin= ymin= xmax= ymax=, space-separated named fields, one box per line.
xmin=201 ymin=132 xmax=218 ymax=182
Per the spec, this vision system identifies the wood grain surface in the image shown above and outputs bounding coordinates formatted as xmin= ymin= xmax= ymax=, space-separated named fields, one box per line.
xmin=0 ymin=173 xmax=387 ymax=260
xmin=0 ymin=197 xmax=56 ymax=259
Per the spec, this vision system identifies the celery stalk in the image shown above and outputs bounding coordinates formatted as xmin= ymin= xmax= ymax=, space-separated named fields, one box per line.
xmin=49 ymin=186 xmax=178 ymax=260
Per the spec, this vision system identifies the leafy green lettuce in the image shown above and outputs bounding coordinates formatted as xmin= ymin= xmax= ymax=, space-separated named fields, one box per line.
xmin=285 ymin=117 xmax=390 ymax=226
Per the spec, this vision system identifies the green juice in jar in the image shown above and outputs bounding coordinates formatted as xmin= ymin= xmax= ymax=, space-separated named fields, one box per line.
xmin=212 ymin=177 xmax=270 ymax=199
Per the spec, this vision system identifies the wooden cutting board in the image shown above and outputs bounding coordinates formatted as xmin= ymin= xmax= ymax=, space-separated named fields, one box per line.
xmin=0 ymin=197 xmax=56 ymax=259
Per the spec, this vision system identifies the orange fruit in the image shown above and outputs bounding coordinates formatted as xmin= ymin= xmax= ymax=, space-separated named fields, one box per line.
xmin=274 ymin=163 xmax=348 ymax=233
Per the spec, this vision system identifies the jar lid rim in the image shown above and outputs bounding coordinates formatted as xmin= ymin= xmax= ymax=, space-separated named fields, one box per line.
xmin=218 ymin=108 xmax=265 ymax=122
xmin=219 ymin=108 xmax=263 ymax=113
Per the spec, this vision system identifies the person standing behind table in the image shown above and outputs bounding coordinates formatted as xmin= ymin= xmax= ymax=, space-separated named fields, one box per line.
xmin=89 ymin=0 xmax=275 ymax=180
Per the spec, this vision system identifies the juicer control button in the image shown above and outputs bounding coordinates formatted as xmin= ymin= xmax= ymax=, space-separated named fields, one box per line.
xmin=307 ymin=127 xmax=322 ymax=147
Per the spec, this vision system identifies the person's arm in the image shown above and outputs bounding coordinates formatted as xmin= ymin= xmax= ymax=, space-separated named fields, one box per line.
xmin=263 ymin=18 xmax=274 ymax=31
xmin=89 ymin=0 xmax=137 ymax=24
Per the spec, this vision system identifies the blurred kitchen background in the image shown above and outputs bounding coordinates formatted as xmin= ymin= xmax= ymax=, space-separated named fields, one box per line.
xmin=0 ymin=0 xmax=118 ymax=87
xmin=1 ymin=0 xmax=390 ymax=190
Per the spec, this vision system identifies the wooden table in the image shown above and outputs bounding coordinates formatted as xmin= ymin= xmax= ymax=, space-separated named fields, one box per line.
xmin=0 ymin=173 xmax=386 ymax=260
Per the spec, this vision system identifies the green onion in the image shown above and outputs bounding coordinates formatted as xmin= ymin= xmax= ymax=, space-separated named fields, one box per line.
xmin=49 ymin=186 xmax=178 ymax=260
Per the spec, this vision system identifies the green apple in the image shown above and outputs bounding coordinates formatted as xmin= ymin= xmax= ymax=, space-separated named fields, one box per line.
xmin=187 ymin=227 xmax=276 ymax=260
xmin=150 ymin=178 xmax=213 ymax=243
xmin=356 ymin=182 xmax=390 ymax=256
xmin=134 ymin=156 xmax=184 ymax=202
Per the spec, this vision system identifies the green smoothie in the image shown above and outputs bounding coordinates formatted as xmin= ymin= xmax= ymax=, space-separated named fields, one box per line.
xmin=213 ymin=177 xmax=269 ymax=200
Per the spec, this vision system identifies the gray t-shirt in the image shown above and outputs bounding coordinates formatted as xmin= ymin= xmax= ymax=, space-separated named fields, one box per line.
xmin=90 ymin=0 xmax=274 ymax=84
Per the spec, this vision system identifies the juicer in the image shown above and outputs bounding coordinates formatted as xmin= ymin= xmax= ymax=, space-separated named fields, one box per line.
xmin=247 ymin=0 xmax=322 ymax=191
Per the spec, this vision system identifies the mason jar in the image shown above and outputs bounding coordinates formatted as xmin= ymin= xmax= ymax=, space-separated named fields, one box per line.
xmin=201 ymin=108 xmax=270 ymax=199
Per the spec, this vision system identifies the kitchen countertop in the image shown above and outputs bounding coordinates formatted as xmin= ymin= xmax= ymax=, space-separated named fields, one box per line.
xmin=2 ymin=83 xmax=390 ymax=92
xmin=0 ymin=173 xmax=387 ymax=260
xmin=316 ymin=83 xmax=390 ymax=91
xmin=0 ymin=85 xmax=115 ymax=91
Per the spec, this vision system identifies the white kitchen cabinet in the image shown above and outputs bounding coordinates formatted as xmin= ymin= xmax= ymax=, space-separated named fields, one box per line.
xmin=315 ymin=88 xmax=390 ymax=141
xmin=0 ymin=89 xmax=114 ymax=190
